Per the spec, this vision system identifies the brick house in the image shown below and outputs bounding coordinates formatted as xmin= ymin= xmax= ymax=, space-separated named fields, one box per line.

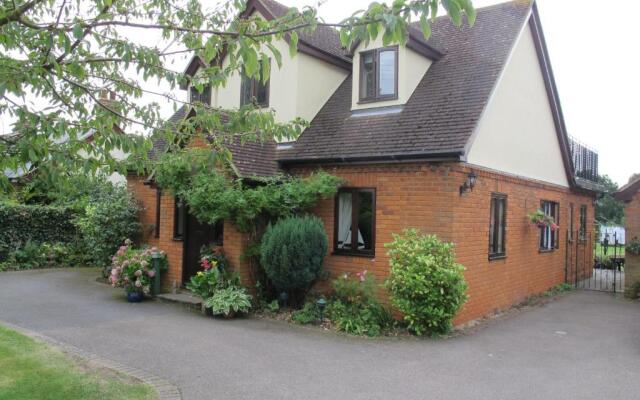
xmin=615 ymin=176 xmax=640 ymax=294
xmin=128 ymin=0 xmax=601 ymax=324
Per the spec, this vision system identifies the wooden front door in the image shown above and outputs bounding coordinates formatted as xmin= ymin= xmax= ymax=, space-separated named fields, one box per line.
xmin=183 ymin=213 xmax=223 ymax=283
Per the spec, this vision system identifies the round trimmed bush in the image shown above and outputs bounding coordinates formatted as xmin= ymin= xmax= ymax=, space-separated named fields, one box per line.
xmin=260 ymin=216 xmax=328 ymax=294
xmin=385 ymin=229 xmax=468 ymax=336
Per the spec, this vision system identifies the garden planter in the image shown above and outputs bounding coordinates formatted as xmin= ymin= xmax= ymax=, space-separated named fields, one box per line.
xmin=126 ymin=291 xmax=144 ymax=303
xmin=222 ymin=311 xmax=236 ymax=319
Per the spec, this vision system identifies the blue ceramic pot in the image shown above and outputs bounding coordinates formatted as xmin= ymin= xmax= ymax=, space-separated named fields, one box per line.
xmin=126 ymin=291 xmax=144 ymax=303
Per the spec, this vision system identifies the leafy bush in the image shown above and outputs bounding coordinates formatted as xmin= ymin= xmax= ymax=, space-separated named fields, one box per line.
xmin=627 ymin=237 xmax=640 ymax=256
xmin=385 ymin=229 xmax=468 ymax=336
xmin=260 ymin=216 xmax=328 ymax=295
xmin=328 ymin=271 xmax=392 ymax=337
xmin=0 ymin=203 xmax=78 ymax=259
xmin=0 ymin=241 xmax=81 ymax=271
xmin=109 ymin=240 xmax=167 ymax=295
xmin=75 ymin=186 xmax=141 ymax=273
xmin=291 ymin=301 xmax=318 ymax=324
xmin=204 ymin=286 xmax=252 ymax=317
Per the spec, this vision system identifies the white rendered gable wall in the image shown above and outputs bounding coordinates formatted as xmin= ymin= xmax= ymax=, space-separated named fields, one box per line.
xmin=466 ymin=21 xmax=569 ymax=187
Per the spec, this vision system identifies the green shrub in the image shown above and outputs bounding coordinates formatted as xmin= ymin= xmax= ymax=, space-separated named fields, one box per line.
xmin=328 ymin=272 xmax=392 ymax=337
xmin=0 ymin=241 xmax=79 ymax=270
xmin=260 ymin=216 xmax=328 ymax=295
xmin=204 ymin=286 xmax=252 ymax=317
xmin=385 ymin=229 xmax=468 ymax=336
xmin=75 ymin=186 xmax=141 ymax=273
xmin=292 ymin=301 xmax=318 ymax=324
xmin=0 ymin=203 xmax=78 ymax=259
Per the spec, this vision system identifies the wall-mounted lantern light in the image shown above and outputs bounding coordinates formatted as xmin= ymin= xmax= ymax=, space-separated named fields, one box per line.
xmin=459 ymin=171 xmax=477 ymax=196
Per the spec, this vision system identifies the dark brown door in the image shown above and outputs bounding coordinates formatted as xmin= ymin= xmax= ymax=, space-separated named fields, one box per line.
xmin=183 ymin=213 xmax=222 ymax=283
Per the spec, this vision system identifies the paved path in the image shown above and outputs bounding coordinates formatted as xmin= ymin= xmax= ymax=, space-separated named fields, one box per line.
xmin=1 ymin=268 xmax=639 ymax=400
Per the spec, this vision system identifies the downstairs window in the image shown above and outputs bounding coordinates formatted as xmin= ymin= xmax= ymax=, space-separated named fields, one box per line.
xmin=334 ymin=188 xmax=376 ymax=256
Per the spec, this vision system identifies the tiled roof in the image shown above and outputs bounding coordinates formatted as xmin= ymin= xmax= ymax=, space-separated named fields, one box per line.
xmin=153 ymin=106 xmax=278 ymax=178
xmin=278 ymin=1 xmax=533 ymax=163
xmin=615 ymin=176 xmax=640 ymax=202
xmin=260 ymin=0 xmax=350 ymax=62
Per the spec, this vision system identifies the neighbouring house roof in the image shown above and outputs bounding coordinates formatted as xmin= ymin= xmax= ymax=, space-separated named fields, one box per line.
xmin=152 ymin=105 xmax=279 ymax=179
xmin=615 ymin=176 xmax=640 ymax=202
xmin=277 ymin=1 xmax=534 ymax=165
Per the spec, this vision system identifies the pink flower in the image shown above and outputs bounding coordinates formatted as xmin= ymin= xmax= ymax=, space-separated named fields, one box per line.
xmin=134 ymin=270 xmax=142 ymax=277
xmin=124 ymin=238 xmax=132 ymax=246
xmin=135 ymin=280 xmax=142 ymax=288
xmin=201 ymin=258 xmax=211 ymax=270
xmin=356 ymin=270 xmax=368 ymax=282
xmin=147 ymin=270 xmax=156 ymax=278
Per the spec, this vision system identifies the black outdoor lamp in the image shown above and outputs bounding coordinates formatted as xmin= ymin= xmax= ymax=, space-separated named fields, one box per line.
xmin=316 ymin=297 xmax=327 ymax=323
xmin=459 ymin=171 xmax=477 ymax=196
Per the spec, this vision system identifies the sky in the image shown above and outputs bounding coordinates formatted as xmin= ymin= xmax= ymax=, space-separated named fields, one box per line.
xmin=2 ymin=0 xmax=638 ymax=186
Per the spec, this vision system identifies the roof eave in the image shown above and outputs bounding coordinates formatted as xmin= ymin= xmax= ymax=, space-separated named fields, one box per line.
xmin=278 ymin=150 xmax=464 ymax=166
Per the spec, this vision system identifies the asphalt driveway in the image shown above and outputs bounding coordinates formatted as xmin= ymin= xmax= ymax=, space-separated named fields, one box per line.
xmin=1 ymin=268 xmax=639 ymax=400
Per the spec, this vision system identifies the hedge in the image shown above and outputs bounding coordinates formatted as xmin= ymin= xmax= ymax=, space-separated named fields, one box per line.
xmin=0 ymin=203 xmax=78 ymax=253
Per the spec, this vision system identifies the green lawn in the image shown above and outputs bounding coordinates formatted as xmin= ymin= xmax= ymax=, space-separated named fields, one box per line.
xmin=594 ymin=242 xmax=625 ymax=258
xmin=0 ymin=325 xmax=156 ymax=400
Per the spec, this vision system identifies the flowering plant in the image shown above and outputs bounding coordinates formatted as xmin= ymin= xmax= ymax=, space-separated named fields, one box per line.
xmin=109 ymin=239 xmax=166 ymax=295
xmin=528 ymin=210 xmax=559 ymax=231
xmin=186 ymin=246 xmax=232 ymax=299
xmin=332 ymin=270 xmax=376 ymax=304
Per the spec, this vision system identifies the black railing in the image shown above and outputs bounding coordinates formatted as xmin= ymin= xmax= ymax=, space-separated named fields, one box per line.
xmin=569 ymin=136 xmax=598 ymax=182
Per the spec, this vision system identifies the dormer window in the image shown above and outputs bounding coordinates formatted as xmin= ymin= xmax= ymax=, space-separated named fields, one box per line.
xmin=190 ymin=85 xmax=211 ymax=105
xmin=240 ymin=59 xmax=270 ymax=107
xmin=359 ymin=46 xmax=398 ymax=103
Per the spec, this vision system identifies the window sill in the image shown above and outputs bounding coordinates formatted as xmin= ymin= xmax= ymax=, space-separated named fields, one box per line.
xmin=357 ymin=95 xmax=398 ymax=105
xmin=332 ymin=250 xmax=375 ymax=259
xmin=489 ymin=254 xmax=507 ymax=261
xmin=173 ymin=236 xmax=184 ymax=242
xmin=538 ymin=248 xmax=555 ymax=253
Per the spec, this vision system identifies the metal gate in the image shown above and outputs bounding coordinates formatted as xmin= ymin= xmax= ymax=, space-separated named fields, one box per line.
xmin=565 ymin=230 xmax=625 ymax=293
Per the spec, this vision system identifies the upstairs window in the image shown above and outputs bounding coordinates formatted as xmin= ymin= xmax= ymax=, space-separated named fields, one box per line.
xmin=190 ymin=85 xmax=211 ymax=105
xmin=240 ymin=59 xmax=270 ymax=107
xmin=335 ymin=188 xmax=376 ymax=256
xmin=540 ymin=200 xmax=559 ymax=251
xmin=359 ymin=46 xmax=398 ymax=103
xmin=489 ymin=194 xmax=507 ymax=260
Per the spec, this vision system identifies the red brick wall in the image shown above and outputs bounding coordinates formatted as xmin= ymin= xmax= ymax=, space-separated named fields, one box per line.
xmin=291 ymin=162 xmax=595 ymax=325
xmin=624 ymin=191 xmax=640 ymax=292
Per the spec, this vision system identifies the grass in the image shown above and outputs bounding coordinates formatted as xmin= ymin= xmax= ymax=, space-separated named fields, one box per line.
xmin=0 ymin=325 xmax=156 ymax=400
xmin=594 ymin=242 xmax=625 ymax=258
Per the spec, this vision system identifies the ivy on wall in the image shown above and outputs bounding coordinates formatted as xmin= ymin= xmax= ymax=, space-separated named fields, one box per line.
xmin=154 ymin=148 xmax=343 ymax=233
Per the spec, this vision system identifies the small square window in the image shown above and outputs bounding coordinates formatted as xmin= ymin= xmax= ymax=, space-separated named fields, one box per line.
xmin=189 ymin=85 xmax=211 ymax=105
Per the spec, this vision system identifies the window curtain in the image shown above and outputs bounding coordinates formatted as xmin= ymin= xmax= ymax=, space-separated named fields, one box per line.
xmin=338 ymin=193 xmax=352 ymax=249
xmin=337 ymin=192 xmax=365 ymax=250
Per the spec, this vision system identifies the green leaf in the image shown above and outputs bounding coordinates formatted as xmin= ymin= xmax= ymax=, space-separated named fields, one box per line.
xmin=72 ymin=25 xmax=84 ymax=40
xmin=289 ymin=31 xmax=298 ymax=58
xmin=419 ymin=15 xmax=431 ymax=39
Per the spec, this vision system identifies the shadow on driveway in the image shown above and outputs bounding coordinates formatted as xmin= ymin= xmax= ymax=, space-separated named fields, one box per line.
xmin=1 ymin=268 xmax=639 ymax=400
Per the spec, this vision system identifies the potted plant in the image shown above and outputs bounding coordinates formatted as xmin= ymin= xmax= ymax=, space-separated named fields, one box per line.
xmin=186 ymin=247 xmax=230 ymax=314
xmin=109 ymin=239 xmax=166 ymax=302
xmin=204 ymin=284 xmax=252 ymax=319
xmin=528 ymin=209 xmax=558 ymax=231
